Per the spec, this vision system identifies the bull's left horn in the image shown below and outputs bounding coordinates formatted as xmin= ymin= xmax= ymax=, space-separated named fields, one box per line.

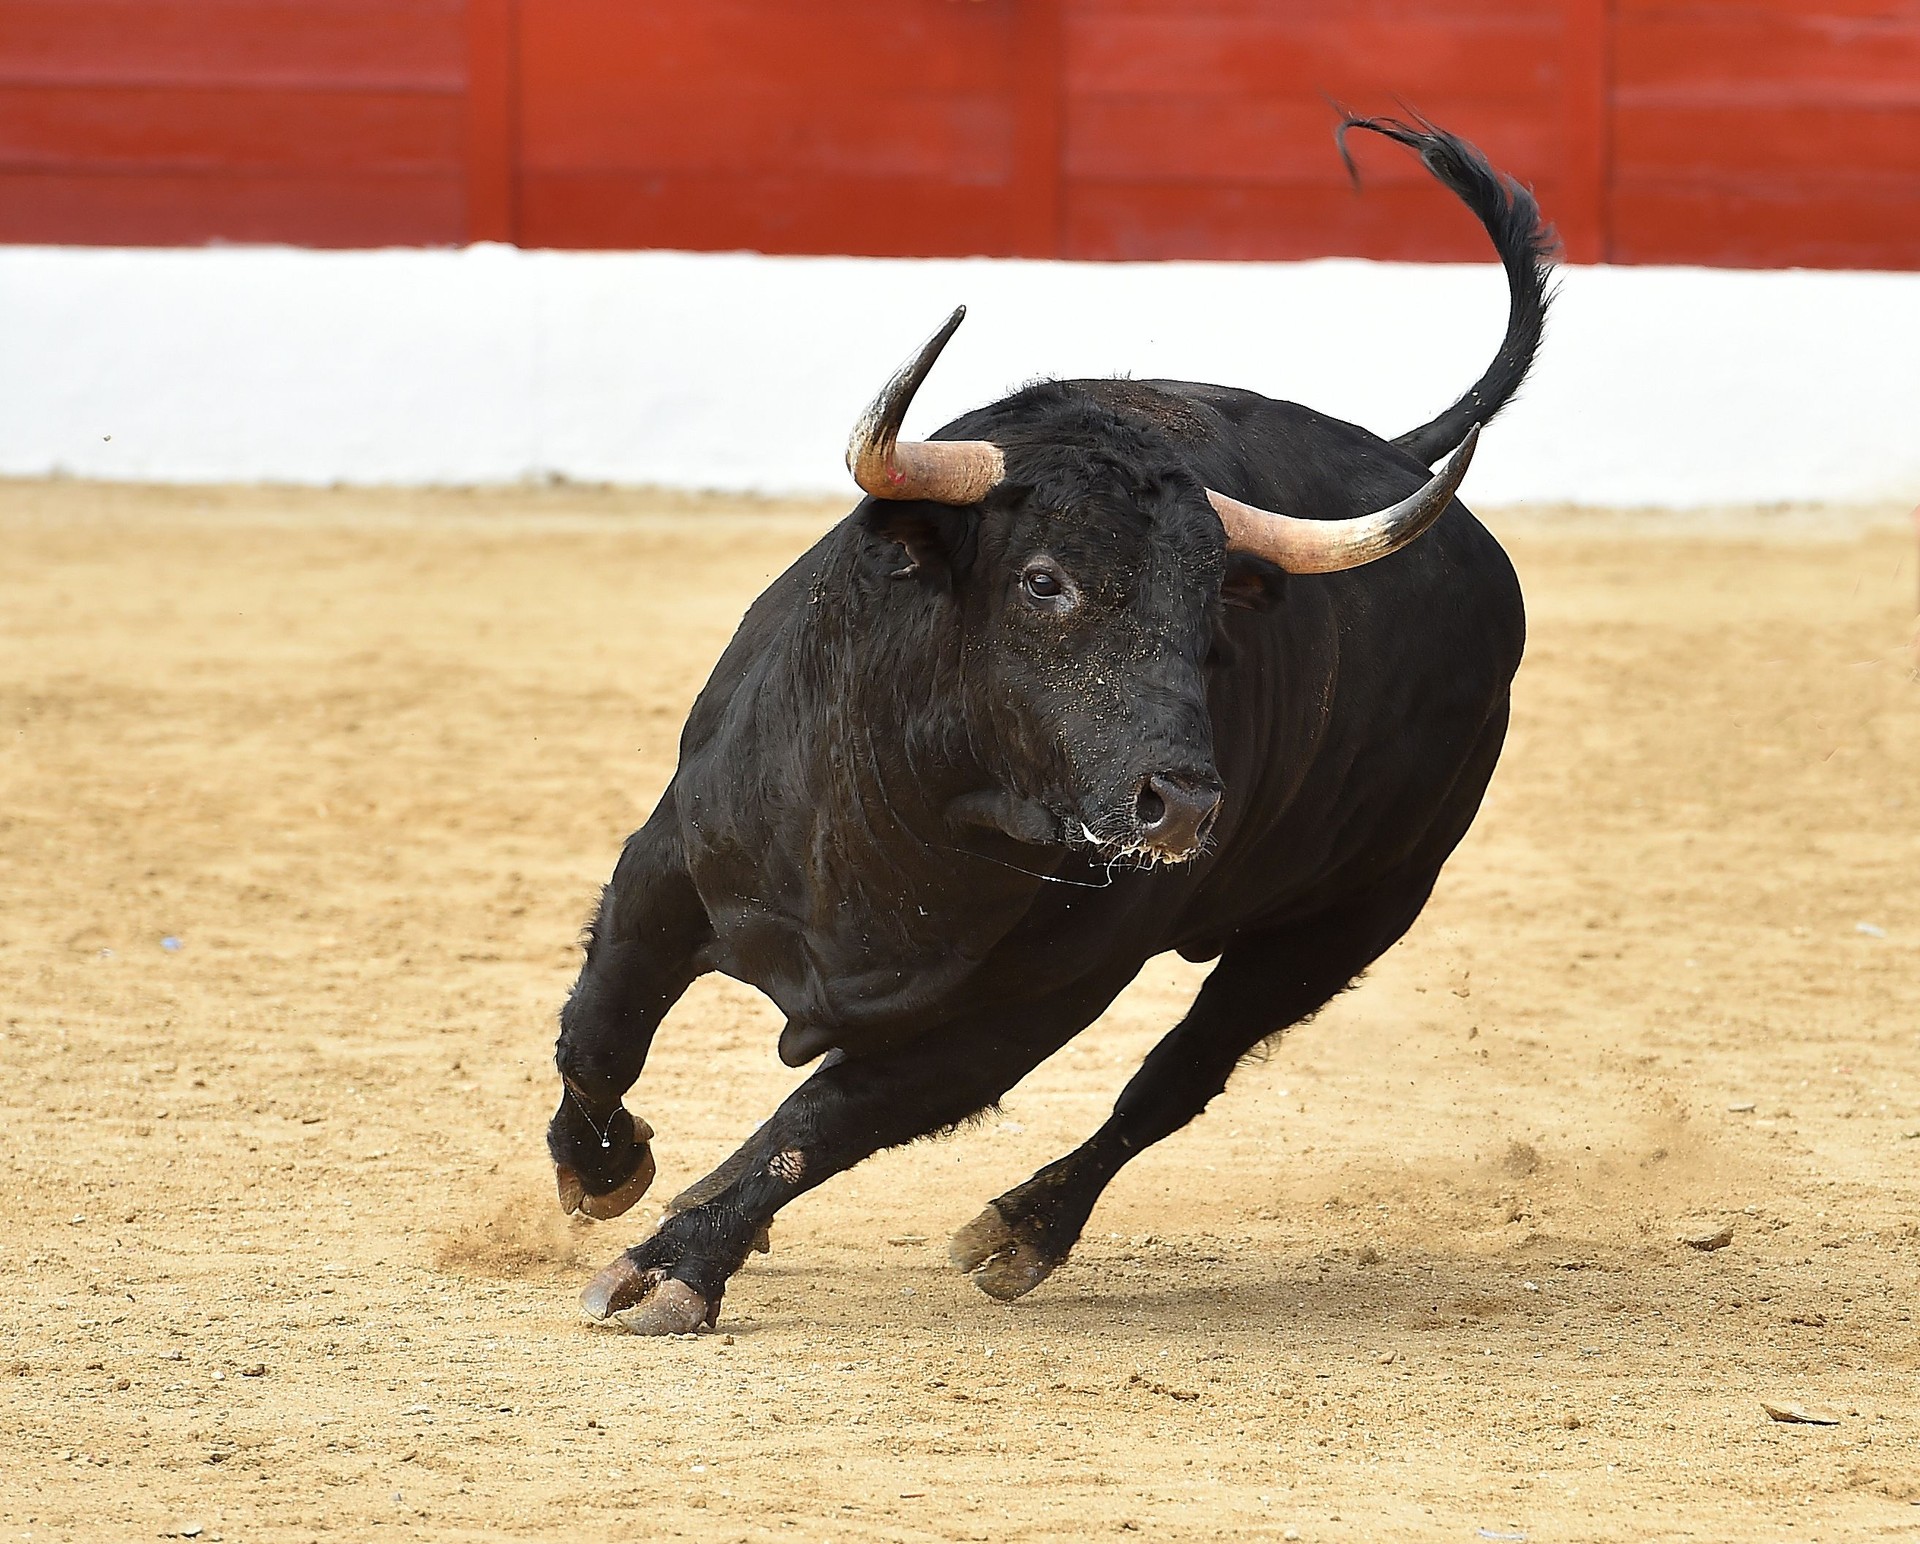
xmin=847 ymin=306 xmax=1005 ymax=505
xmin=1206 ymin=424 xmax=1478 ymax=574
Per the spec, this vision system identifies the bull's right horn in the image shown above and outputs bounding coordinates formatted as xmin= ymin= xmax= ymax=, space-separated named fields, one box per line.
xmin=1206 ymin=424 xmax=1478 ymax=574
xmin=847 ymin=306 xmax=1006 ymax=505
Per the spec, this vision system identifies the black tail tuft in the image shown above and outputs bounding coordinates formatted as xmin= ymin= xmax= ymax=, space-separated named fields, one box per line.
xmin=1336 ymin=114 xmax=1557 ymax=467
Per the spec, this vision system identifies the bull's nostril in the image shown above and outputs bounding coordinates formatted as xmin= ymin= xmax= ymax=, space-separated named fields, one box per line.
xmin=1135 ymin=782 xmax=1168 ymax=829
xmin=1134 ymin=773 xmax=1223 ymax=852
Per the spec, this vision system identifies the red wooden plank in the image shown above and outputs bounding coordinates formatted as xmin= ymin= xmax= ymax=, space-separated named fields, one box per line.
xmin=1009 ymin=0 xmax=1064 ymax=255
xmin=0 ymin=86 xmax=461 ymax=173
xmin=1070 ymin=0 xmax=1551 ymax=19
xmin=0 ymin=0 xmax=464 ymax=90
xmin=1558 ymin=0 xmax=1608 ymax=262
xmin=1064 ymin=178 xmax=1568 ymax=262
xmin=1614 ymin=15 xmax=1920 ymax=99
xmin=517 ymin=0 xmax=1017 ymax=108
xmin=0 ymin=168 xmax=463 ymax=245
xmin=514 ymin=0 xmax=1044 ymax=258
xmin=1615 ymin=0 xmax=1920 ymax=21
xmin=1066 ymin=12 xmax=1560 ymax=96
xmin=517 ymin=169 xmax=1037 ymax=258
xmin=1611 ymin=183 xmax=1920 ymax=269
xmin=465 ymin=0 xmax=515 ymax=241
xmin=1615 ymin=104 xmax=1920 ymax=178
xmin=521 ymin=90 xmax=1017 ymax=181
xmin=1066 ymin=96 xmax=1557 ymax=186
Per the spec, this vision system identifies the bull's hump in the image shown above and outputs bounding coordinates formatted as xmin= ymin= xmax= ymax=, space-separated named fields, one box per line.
xmin=1070 ymin=379 xmax=1221 ymax=445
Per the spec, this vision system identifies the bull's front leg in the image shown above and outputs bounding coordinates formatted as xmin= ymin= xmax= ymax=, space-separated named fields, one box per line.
xmin=549 ymin=797 xmax=711 ymax=1219
xmin=579 ymin=976 xmax=1131 ymax=1335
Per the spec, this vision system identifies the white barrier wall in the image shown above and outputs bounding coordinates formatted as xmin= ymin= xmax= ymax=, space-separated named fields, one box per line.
xmin=1 ymin=243 xmax=1916 ymax=508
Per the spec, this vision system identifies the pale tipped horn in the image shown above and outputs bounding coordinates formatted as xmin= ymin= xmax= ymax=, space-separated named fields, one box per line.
xmin=1206 ymin=424 xmax=1479 ymax=574
xmin=847 ymin=306 xmax=1005 ymax=505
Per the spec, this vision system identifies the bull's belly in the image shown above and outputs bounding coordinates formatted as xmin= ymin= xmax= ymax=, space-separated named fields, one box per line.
xmin=704 ymin=904 xmax=994 ymax=1064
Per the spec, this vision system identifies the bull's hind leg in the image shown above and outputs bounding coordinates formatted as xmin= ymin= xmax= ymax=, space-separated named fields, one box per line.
xmin=548 ymin=795 xmax=712 ymax=1219
xmin=952 ymin=872 xmax=1444 ymax=1301
xmin=579 ymin=973 xmax=1133 ymax=1334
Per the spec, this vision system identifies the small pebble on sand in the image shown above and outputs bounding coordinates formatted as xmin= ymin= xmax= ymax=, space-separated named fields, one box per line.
xmin=1681 ymin=1225 xmax=1735 ymax=1251
xmin=1761 ymin=1398 xmax=1839 ymax=1425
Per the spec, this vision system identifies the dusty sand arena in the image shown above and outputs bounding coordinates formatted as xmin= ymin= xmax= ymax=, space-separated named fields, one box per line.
xmin=3 ymin=482 xmax=1917 ymax=1543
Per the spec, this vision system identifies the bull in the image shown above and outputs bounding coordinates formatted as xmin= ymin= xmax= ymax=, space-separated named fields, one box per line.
xmin=547 ymin=117 xmax=1551 ymax=1334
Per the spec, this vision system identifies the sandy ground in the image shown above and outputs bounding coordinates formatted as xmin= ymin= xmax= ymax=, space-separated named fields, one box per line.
xmin=2 ymin=481 xmax=1918 ymax=1544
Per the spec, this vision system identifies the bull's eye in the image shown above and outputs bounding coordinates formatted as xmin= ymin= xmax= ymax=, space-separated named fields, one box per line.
xmin=1022 ymin=567 xmax=1063 ymax=600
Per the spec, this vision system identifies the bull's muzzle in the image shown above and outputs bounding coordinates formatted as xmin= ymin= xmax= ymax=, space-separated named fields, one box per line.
xmin=1134 ymin=773 xmax=1222 ymax=860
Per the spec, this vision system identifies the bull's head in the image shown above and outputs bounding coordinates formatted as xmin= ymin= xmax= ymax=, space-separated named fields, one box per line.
xmin=847 ymin=308 xmax=1475 ymax=867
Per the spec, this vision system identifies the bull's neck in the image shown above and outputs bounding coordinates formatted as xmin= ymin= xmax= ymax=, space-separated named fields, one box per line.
xmin=763 ymin=539 xmax=1037 ymax=912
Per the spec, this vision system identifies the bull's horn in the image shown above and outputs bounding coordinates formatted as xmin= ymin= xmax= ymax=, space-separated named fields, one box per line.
xmin=847 ymin=306 xmax=1005 ymax=504
xmin=1206 ymin=425 xmax=1479 ymax=574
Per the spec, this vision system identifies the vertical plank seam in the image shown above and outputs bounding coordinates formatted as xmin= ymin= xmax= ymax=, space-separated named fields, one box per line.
xmin=1599 ymin=0 xmax=1615 ymax=264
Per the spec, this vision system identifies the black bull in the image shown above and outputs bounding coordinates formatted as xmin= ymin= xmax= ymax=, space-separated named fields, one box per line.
xmin=546 ymin=118 xmax=1551 ymax=1334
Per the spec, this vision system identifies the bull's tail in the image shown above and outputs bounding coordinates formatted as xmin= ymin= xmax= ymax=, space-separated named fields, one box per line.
xmin=1337 ymin=114 xmax=1556 ymax=468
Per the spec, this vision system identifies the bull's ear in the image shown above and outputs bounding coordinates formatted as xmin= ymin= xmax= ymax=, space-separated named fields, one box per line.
xmin=1221 ymin=551 xmax=1285 ymax=610
xmin=860 ymin=502 xmax=979 ymax=585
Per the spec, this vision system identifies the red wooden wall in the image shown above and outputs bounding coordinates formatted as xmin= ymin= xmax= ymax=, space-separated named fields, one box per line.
xmin=0 ymin=0 xmax=469 ymax=246
xmin=2 ymin=0 xmax=1916 ymax=269
xmin=1610 ymin=0 xmax=1920 ymax=268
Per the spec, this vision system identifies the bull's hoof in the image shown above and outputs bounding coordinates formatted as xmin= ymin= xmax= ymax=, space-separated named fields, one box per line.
xmin=949 ymin=1203 xmax=1060 ymax=1302
xmin=556 ymin=1133 xmax=657 ymax=1220
xmin=580 ymin=1256 xmax=712 ymax=1336
xmin=611 ymin=1279 xmax=712 ymax=1336
xmin=580 ymin=1252 xmax=649 ymax=1321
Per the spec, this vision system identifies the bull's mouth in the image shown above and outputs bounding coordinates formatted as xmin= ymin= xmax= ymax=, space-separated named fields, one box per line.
xmin=1067 ymin=820 xmax=1210 ymax=868
xmin=1067 ymin=774 xmax=1223 ymax=867
xmin=945 ymin=781 xmax=1222 ymax=870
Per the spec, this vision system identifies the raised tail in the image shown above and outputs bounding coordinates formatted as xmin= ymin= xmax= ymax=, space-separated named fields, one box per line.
xmin=1337 ymin=114 xmax=1556 ymax=467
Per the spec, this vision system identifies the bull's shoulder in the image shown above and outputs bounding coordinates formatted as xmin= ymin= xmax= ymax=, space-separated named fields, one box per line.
xmin=678 ymin=522 xmax=857 ymax=754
